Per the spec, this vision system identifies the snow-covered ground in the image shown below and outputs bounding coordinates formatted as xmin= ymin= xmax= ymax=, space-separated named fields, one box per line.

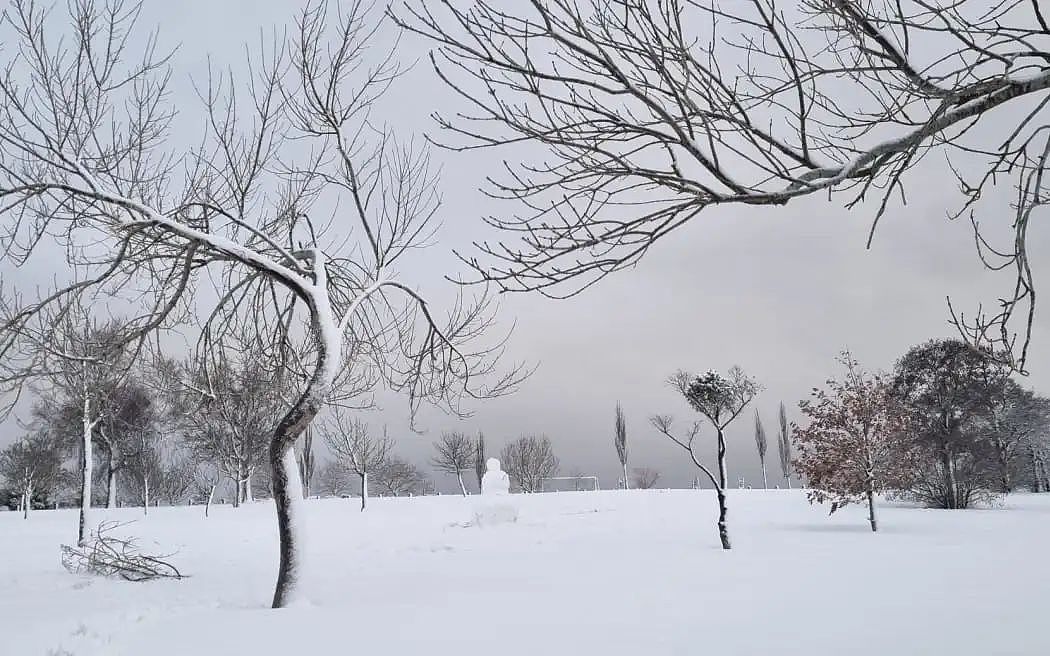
xmin=3 ymin=490 xmax=1048 ymax=655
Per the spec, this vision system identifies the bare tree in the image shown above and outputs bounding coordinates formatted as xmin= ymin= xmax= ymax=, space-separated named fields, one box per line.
xmin=0 ymin=0 xmax=523 ymax=607
xmin=17 ymin=314 xmax=133 ymax=544
xmin=431 ymin=431 xmax=473 ymax=496
xmin=500 ymin=435 xmax=559 ymax=493
xmin=631 ymin=467 xmax=660 ymax=490
xmin=375 ymin=457 xmax=426 ymax=497
xmin=178 ymin=353 xmax=278 ymax=507
xmin=670 ymin=367 xmax=761 ymax=489
xmin=127 ymin=443 xmax=195 ymax=513
xmin=614 ymin=402 xmax=629 ymax=489
xmin=320 ymin=412 xmax=391 ymax=511
xmin=395 ymin=0 xmax=1050 ymax=373
xmin=315 ymin=459 xmax=353 ymax=498
xmin=97 ymin=381 xmax=156 ymax=508
xmin=0 ymin=434 xmax=63 ymax=518
xmin=754 ymin=410 xmax=769 ymax=489
xmin=984 ymin=381 xmax=1050 ymax=493
xmin=473 ymin=431 xmax=486 ymax=492
xmin=778 ymin=402 xmax=794 ymax=489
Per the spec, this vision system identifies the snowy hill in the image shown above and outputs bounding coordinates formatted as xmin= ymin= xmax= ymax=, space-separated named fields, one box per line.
xmin=2 ymin=490 xmax=1048 ymax=655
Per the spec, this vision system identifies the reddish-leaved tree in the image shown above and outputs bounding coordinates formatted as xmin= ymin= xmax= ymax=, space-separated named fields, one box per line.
xmin=793 ymin=352 xmax=913 ymax=532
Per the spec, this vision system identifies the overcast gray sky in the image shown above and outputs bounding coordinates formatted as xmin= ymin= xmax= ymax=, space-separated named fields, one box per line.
xmin=2 ymin=1 xmax=1048 ymax=494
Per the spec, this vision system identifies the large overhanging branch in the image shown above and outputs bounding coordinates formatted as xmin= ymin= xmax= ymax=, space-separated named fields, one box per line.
xmin=394 ymin=0 xmax=1050 ymax=372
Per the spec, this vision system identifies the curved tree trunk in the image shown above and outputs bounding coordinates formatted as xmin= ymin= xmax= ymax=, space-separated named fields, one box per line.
xmin=271 ymin=441 xmax=307 ymax=608
xmin=457 ymin=472 xmax=467 ymax=496
xmin=269 ymin=359 xmax=327 ymax=608
xmin=715 ymin=486 xmax=731 ymax=550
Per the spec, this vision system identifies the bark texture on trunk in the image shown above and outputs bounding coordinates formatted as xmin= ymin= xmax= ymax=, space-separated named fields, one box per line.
xmin=269 ymin=375 xmax=320 ymax=609
xmin=622 ymin=462 xmax=629 ymax=490
xmin=715 ymin=487 xmax=731 ymax=550
xmin=79 ymin=398 xmax=93 ymax=547
xmin=271 ymin=444 xmax=307 ymax=608
xmin=867 ymin=489 xmax=878 ymax=533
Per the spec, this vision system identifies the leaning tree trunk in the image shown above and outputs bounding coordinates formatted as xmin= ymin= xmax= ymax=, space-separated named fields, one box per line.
xmin=714 ymin=486 xmax=731 ymax=550
xmin=457 ymin=472 xmax=467 ymax=497
xmin=79 ymin=396 xmax=93 ymax=547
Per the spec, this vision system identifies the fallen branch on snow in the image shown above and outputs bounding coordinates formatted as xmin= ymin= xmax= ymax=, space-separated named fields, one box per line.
xmin=60 ymin=521 xmax=185 ymax=582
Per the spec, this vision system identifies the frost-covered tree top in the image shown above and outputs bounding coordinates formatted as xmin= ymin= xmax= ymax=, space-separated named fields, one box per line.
xmin=671 ymin=366 xmax=761 ymax=429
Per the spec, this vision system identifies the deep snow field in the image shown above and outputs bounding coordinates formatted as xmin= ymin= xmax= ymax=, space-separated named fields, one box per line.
xmin=2 ymin=489 xmax=1049 ymax=655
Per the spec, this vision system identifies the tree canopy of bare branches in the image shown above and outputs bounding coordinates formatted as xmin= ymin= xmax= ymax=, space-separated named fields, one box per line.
xmin=176 ymin=351 xmax=286 ymax=507
xmin=631 ymin=467 xmax=660 ymax=490
xmin=671 ymin=367 xmax=760 ymax=488
xmin=374 ymin=456 xmax=426 ymax=497
xmin=0 ymin=433 xmax=63 ymax=518
xmin=0 ymin=0 xmax=524 ymax=607
xmin=394 ymin=0 xmax=1050 ymax=372
xmin=500 ymin=435 xmax=559 ymax=493
xmin=431 ymin=431 xmax=473 ymax=496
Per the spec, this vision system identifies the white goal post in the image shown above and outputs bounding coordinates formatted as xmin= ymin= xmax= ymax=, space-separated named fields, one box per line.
xmin=539 ymin=476 xmax=600 ymax=492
